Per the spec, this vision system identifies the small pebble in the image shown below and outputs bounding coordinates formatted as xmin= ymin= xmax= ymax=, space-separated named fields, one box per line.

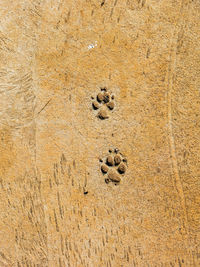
xmin=106 ymin=155 xmax=114 ymax=166
xmin=92 ymin=101 xmax=100 ymax=110
xmin=108 ymin=171 xmax=121 ymax=183
xmin=97 ymin=92 xmax=104 ymax=102
xmin=101 ymin=164 xmax=109 ymax=174
xmin=118 ymin=162 xmax=126 ymax=174
xmin=98 ymin=109 xmax=109 ymax=120
xmin=107 ymin=101 xmax=114 ymax=110
xmin=114 ymin=155 xmax=121 ymax=166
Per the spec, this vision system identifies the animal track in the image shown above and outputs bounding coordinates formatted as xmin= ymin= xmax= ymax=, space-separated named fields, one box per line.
xmin=100 ymin=149 xmax=127 ymax=185
xmin=91 ymin=87 xmax=115 ymax=120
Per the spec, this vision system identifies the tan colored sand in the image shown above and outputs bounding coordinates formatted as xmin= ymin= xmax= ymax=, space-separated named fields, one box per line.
xmin=0 ymin=0 xmax=199 ymax=266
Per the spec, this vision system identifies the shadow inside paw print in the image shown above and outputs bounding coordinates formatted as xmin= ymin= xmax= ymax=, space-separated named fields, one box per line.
xmin=100 ymin=149 xmax=127 ymax=185
xmin=91 ymin=87 xmax=115 ymax=120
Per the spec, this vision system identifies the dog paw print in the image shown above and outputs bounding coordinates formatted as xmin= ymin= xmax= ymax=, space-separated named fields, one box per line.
xmin=99 ymin=149 xmax=127 ymax=185
xmin=91 ymin=87 xmax=115 ymax=120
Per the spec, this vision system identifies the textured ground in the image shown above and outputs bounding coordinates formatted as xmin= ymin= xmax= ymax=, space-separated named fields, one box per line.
xmin=0 ymin=0 xmax=200 ymax=266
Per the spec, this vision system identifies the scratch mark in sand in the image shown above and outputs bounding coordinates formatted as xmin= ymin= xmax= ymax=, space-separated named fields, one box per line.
xmin=37 ymin=99 xmax=52 ymax=116
xmin=166 ymin=0 xmax=189 ymax=237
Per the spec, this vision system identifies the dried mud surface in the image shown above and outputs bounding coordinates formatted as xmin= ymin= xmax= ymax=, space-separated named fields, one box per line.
xmin=0 ymin=1 xmax=200 ymax=266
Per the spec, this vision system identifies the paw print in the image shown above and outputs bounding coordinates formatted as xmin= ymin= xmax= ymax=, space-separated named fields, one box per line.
xmin=91 ymin=87 xmax=115 ymax=120
xmin=99 ymin=149 xmax=127 ymax=185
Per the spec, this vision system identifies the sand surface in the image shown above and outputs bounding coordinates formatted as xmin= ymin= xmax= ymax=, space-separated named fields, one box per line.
xmin=0 ymin=0 xmax=199 ymax=266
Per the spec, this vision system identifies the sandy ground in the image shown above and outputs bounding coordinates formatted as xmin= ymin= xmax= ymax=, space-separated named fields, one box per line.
xmin=0 ymin=0 xmax=199 ymax=266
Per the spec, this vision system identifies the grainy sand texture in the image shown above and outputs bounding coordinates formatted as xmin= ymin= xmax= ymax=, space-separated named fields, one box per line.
xmin=0 ymin=0 xmax=199 ymax=266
